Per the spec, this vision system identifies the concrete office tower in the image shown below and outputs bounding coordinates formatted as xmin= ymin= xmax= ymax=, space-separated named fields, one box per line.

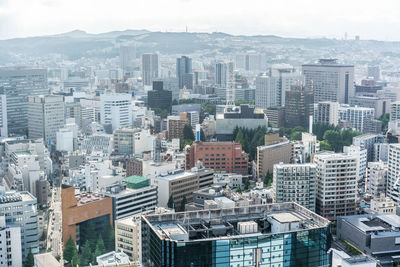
xmin=100 ymin=93 xmax=132 ymax=131
xmin=390 ymin=101 xmax=400 ymax=121
xmin=343 ymin=145 xmax=367 ymax=183
xmin=141 ymin=203 xmax=331 ymax=267
xmin=367 ymin=65 xmax=380 ymax=81
xmin=0 ymin=68 xmax=48 ymax=135
xmin=153 ymin=77 xmax=179 ymax=100
xmin=366 ymin=161 xmax=387 ymax=198
xmin=255 ymin=66 xmax=302 ymax=109
xmin=28 ymin=95 xmax=65 ymax=145
xmin=0 ymin=93 xmax=7 ymax=138
xmin=120 ymin=44 xmax=136 ymax=74
xmin=256 ymin=135 xmax=293 ymax=179
xmin=314 ymin=101 xmax=339 ymax=126
xmin=352 ymin=134 xmax=386 ymax=162
xmin=302 ymin=59 xmax=354 ymax=104
xmin=387 ymin=144 xmax=400 ymax=203
xmin=176 ymin=56 xmax=192 ymax=89
xmin=273 ymin=163 xmax=317 ymax=211
xmin=0 ymin=216 xmax=22 ymax=267
xmin=215 ymin=62 xmax=234 ymax=88
xmin=284 ymin=86 xmax=314 ymax=129
xmin=314 ymin=152 xmax=357 ymax=221
xmin=167 ymin=114 xmax=189 ymax=141
xmin=0 ymin=189 xmax=39 ymax=258
xmin=338 ymin=105 xmax=375 ymax=132
xmin=142 ymin=53 xmax=159 ymax=86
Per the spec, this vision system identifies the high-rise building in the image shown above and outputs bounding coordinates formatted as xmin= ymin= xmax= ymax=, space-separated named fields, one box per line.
xmin=338 ymin=105 xmax=375 ymax=132
xmin=120 ymin=44 xmax=136 ymax=74
xmin=0 ymin=216 xmax=22 ymax=267
xmin=343 ymin=145 xmax=367 ymax=183
xmin=28 ymin=95 xmax=65 ymax=145
xmin=141 ymin=202 xmax=331 ymax=267
xmin=314 ymin=152 xmax=357 ymax=221
xmin=185 ymin=142 xmax=249 ymax=174
xmin=0 ymin=92 xmax=8 ymax=138
xmin=147 ymin=81 xmax=172 ymax=112
xmin=100 ymin=93 xmax=132 ymax=131
xmin=390 ymin=101 xmax=400 ymax=121
xmin=167 ymin=114 xmax=189 ymax=141
xmin=387 ymin=144 xmax=400 ymax=203
xmin=302 ymin=59 xmax=354 ymax=104
xmin=255 ymin=66 xmax=302 ymax=109
xmin=176 ymin=56 xmax=192 ymax=89
xmin=215 ymin=62 xmax=234 ymax=88
xmin=352 ymin=134 xmax=386 ymax=162
xmin=0 ymin=189 xmax=39 ymax=258
xmin=142 ymin=53 xmax=159 ymax=86
xmin=284 ymin=86 xmax=314 ymax=128
xmin=273 ymin=163 xmax=317 ymax=211
xmin=0 ymin=68 xmax=48 ymax=135
xmin=314 ymin=101 xmax=339 ymax=126
xmin=257 ymin=136 xmax=293 ymax=179
xmin=366 ymin=161 xmax=387 ymax=198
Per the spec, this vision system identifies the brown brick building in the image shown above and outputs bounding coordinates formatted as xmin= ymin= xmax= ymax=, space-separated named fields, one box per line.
xmin=167 ymin=113 xmax=189 ymax=141
xmin=185 ymin=142 xmax=249 ymax=174
xmin=61 ymin=185 xmax=113 ymax=247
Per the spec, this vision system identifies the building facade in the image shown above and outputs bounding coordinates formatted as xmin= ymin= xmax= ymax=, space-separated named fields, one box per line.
xmin=142 ymin=53 xmax=159 ymax=86
xmin=100 ymin=93 xmax=132 ymax=131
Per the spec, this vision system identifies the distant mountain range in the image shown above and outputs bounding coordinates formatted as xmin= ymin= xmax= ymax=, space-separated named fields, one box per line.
xmin=0 ymin=29 xmax=398 ymax=64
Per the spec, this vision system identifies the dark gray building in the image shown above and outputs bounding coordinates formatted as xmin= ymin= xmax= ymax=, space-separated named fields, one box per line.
xmin=337 ymin=214 xmax=400 ymax=266
xmin=0 ymin=68 xmax=48 ymax=135
xmin=148 ymin=81 xmax=172 ymax=112
xmin=176 ymin=56 xmax=192 ymax=89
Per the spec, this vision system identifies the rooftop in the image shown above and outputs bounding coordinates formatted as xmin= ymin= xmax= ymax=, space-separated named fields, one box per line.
xmin=154 ymin=168 xmax=213 ymax=181
xmin=142 ymin=202 xmax=329 ymax=243
xmin=340 ymin=214 xmax=400 ymax=234
xmin=123 ymin=175 xmax=150 ymax=189
xmin=75 ymin=191 xmax=106 ymax=206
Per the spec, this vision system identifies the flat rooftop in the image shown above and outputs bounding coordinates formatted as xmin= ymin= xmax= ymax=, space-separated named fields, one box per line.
xmin=75 ymin=192 xmax=106 ymax=206
xmin=340 ymin=214 xmax=400 ymax=233
xmin=143 ymin=202 xmax=329 ymax=242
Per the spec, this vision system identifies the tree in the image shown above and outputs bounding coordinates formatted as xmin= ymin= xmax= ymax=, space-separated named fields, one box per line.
xmin=80 ymin=240 xmax=92 ymax=266
xmin=323 ymin=130 xmax=342 ymax=152
xmin=201 ymin=103 xmax=216 ymax=115
xmin=244 ymin=179 xmax=251 ymax=190
xmin=24 ymin=248 xmax=34 ymax=267
xmin=235 ymin=129 xmax=245 ymax=148
xmin=64 ymin=236 xmax=78 ymax=263
xmin=71 ymin=249 xmax=79 ymax=267
xmin=200 ymin=128 xmax=206 ymax=141
xmin=93 ymin=236 xmax=106 ymax=263
xmin=264 ymin=170 xmax=273 ymax=187
xmin=319 ymin=140 xmax=332 ymax=151
xmin=236 ymin=185 xmax=242 ymax=193
xmin=102 ymin=225 xmax=115 ymax=252
xmin=379 ymin=113 xmax=390 ymax=132
xmin=180 ymin=196 xmax=187 ymax=212
xmin=290 ymin=131 xmax=302 ymax=141
xmin=167 ymin=194 xmax=174 ymax=209
xmin=183 ymin=124 xmax=195 ymax=141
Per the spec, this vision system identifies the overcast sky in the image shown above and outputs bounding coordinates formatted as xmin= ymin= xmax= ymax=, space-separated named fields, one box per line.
xmin=0 ymin=0 xmax=399 ymax=41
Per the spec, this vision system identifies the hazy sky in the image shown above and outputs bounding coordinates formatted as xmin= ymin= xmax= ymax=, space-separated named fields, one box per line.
xmin=0 ymin=0 xmax=399 ymax=40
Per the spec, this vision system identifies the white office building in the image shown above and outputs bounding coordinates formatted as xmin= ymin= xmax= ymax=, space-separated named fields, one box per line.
xmin=273 ymin=163 xmax=317 ymax=211
xmin=343 ymin=145 xmax=367 ymax=183
xmin=0 ymin=216 xmax=22 ymax=267
xmin=387 ymin=144 xmax=400 ymax=203
xmin=314 ymin=152 xmax=357 ymax=221
xmin=366 ymin=162 xmax=387 ymax=199
xmin=100 ymin=93 xmax=132 ymax=131
xmin=302 ymin=59 xmax=354 ymax=104
xmin=314 ymin=101 xmax=339 ymax=126
xmin=338 ymin=105 xmax=375 ymax=132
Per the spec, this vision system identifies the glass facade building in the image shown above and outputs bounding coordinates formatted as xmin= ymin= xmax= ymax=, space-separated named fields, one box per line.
xmin=142 ymin=203 xmax=331 ymax=267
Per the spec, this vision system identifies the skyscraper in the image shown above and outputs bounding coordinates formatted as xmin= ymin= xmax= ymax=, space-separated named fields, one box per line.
xmin=273 ymin=163 xmax=317 ymax=211
xmin=314 ymin=152 xmax=357 ymax=221
xmin=0 ymin=90 xmax=8 ymax=138
xmin=284 ymin=86 xmax=314 ymax=129
xmin=28 ymin=95 xmax=65 ymax=145
xmin=147 ymin=81 xmax=172 ymax=113
xmin=302 ymin=59 xmax=354 ymax=104
xmin=120 ymin=44 xmax=136 ymax=74
xmin=0 ymin=68 xmax=48 ymax=135
xmin=176 ymin=56 xmax=192 ymax=89
xmin=142 ymin=53 xmax=159 ymax=86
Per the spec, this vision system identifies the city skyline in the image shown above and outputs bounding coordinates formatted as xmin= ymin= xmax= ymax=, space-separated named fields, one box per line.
xmin=0 ymin=0 xmax=400 ymax=41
